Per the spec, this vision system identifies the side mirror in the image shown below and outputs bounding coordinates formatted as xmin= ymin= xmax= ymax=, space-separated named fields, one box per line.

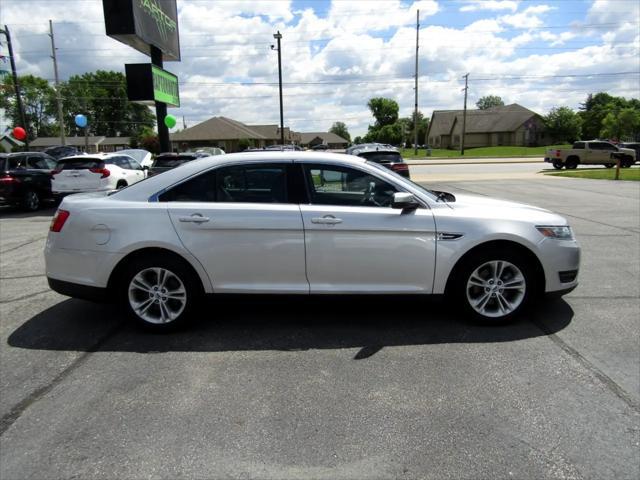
xmin=392 ymin=192 xmax=419 ymax=210
xmin=142 ymin=165 xmax=149 ymax=170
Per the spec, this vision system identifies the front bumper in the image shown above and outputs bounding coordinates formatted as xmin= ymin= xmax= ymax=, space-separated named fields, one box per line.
xmin=538 ymin=238 xmax=581 ymax=293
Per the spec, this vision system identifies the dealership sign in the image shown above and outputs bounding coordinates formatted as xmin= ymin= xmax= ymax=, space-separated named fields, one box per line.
xmin=125 ymin=63 xmax=180 ymax=107
xmin=103 ymin=0 xmax=180 ymax=61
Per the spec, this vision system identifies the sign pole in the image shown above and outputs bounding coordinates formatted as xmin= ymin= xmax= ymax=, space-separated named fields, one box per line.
xmin=2 ymin=25 xmax=29 ymax=150
xmin=151 ymin=46 xmax=170 ymax=153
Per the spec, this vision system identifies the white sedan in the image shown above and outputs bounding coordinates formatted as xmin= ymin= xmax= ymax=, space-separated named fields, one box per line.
xmin=51 ymin=153 xmax=147 ymax=196
xmin=45 ymin=152 xmax=580 ymax=331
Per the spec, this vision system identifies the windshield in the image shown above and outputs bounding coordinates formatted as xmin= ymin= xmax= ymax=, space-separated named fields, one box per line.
xmin=153 ymin=156 xmax=196 ymax=168
xmin=57 ymin=158 xmax=105 ymax=170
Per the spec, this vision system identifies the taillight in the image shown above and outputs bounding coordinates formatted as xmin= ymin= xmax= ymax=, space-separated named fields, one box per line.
xmin=51 ymin=169 xmax=61 ymax=176
xmin=391 ymin=163 xmax=409 ymax=172
xmin=50 ymin=209 xmax=70 ymax=232
xmin=555 ymin=150 xmax=561 ymax=157
xmin=89 ymin=167 xmax=110 ymax=178
xmin=0 ymin=175 xmax=20 ymax=184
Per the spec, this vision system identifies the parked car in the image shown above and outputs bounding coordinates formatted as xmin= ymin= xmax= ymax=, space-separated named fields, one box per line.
xmin=545 ymin=140 xmax=636 ymax=169
xmin=265 ymin=144 xmax=303 ymax=151
xmin=51 ymin=153 xmax=146 ymax=197
xmin=0 ymin=152 xmax=58 ymax=211
xmin=345 ymin=143 xmax=394 ymax=155
xmin=118 ymin=149 xmax=153 ymax=168
xmin=348 ymin=144 xmax=410 ymax=178
xmin=311 ymin=144 xmax=329 ymax=150
xmin=42 ymin=145 xmax=82 ymax=160
xmin=46 ymin=152 xmax=580 ymax=331
xmin=148 ymin=153 xmax=202 ymax=177
xmin=192 ymin=147 xmax=225 ymax=156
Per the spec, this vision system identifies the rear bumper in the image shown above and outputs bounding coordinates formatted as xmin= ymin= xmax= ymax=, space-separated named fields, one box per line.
xmin=48 ymin=277 xmax=108 ymax=302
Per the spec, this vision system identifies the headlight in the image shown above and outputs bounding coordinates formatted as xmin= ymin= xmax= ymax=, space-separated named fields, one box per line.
xmin=536 ymin=226 xmax=574 ymax=240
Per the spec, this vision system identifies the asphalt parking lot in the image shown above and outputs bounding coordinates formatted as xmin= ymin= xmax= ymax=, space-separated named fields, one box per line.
xmin=1 ymin=171 xmax=639 ymax=479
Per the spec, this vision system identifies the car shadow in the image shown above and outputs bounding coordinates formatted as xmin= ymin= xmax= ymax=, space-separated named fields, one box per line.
xmin=7 ymin=295 xmax=573 ymax=359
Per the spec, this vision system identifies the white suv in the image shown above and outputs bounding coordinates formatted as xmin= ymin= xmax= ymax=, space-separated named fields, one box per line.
xmin=52 ymin=153 xmax=147 ymax=196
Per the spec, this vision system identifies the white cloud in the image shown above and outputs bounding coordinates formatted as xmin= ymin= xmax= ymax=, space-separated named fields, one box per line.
xmin=0 ymin=0 xmax=638 ymax=138
xmin=459 ymin=1 xmax=519 ymax=13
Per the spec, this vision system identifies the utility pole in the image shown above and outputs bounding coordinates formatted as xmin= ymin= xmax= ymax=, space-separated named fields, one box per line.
xmin=182 ymin=115 xmax=186 ymax=129
xmin=151 ymin=46 xmax=170 ymax=153
xmin=49 ymin=20 xmax=65 ymax=145
xmin=272 ymin=31 xmax=284 ymax=145
xmin=414 ymin=9 xmax=420 ymax=156
xmin=1 ymin=25 xmax=29 ymax=150
xmin=461 ymin=73 xmax=469 ymax=155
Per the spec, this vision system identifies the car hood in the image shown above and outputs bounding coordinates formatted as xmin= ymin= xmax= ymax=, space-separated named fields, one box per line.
xmin=446 ymin=193 xmax=567 ymax=224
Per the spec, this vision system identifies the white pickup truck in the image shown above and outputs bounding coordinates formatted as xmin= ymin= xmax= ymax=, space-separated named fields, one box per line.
xmin=545 ymin=140 xmax=636 ymax=170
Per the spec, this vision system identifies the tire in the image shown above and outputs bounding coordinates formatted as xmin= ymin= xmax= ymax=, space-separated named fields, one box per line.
xmin=621 ymin=156 xmax=632 ymax=168
xmin=552 ymin=161 xmax=563 ymax=170
xmin=565 ymin=157 xmax=579 ymax=169
xmin=605 ymin=163 xmax=614 ymax=169
xmin=451 ymin=249 xmax=536 ymax=324
xmin=116 ymin=181 xmax=128 ymax=189
xmin=118 ymin=255 xmax=202 ymax=332
xmin=22 ymin=190 xmax=40 ymax=211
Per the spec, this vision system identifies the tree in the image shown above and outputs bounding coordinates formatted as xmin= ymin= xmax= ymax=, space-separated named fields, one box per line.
xmin=0 ymin=74 xmax=57 ymax=140
xmin=579 ymin=92 xmax=627 ymax=139
xmin=400 ymin=110 xmax=429 ymax=147
xmin=60 ymin=70 xmax=155 ymax=138
xmin=476 ymin=95 xmax=504 ymax=110
xmin=600 ymin=108 xmax=640 ymax=140
xmin=329 ymin=121 xmax=351 ymax=142
xmin=353 ymin=136 xmax=362 ymax=145
xmin=367 ymin=98 xmax=399 ymax=127
xmin=136 ymin=127 xmax=160 ymax=154
xmin=375 ymin=123 xmax=403 ymax=145
xmin=544 ymin=107 xmax=583 ymax=143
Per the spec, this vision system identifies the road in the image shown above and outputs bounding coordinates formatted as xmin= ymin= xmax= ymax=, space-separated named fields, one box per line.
xmin=1 ymin=166 xmax=639 ymax=479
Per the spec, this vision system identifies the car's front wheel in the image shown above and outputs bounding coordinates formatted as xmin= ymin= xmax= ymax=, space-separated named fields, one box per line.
xmin=454 ymin=251 xmax=535 ymax=323
xmin=119 ymin=256 xmax=202 ymax=331
xmin=22 ymin=189 xmax=40 ymax=211
xmin=552 ymin=161 xmax=563 ymax=170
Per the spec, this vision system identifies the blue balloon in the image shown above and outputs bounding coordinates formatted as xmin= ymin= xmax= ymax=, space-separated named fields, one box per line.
xmin=75 ymin=114 xmax=88 ymax=128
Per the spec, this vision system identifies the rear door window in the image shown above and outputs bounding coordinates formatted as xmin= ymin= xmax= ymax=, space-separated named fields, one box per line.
xmin=573 ymin=142 xmax=585 ymax=149
xmin=108 ymin=156 xmax=133 ymax=169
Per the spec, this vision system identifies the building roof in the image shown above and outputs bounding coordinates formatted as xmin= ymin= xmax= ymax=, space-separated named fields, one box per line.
xmin=299 ymin=132 xmax=349 ymax=145
xmin=30 ymin=136 xmax=106 ymax=147
xmin=428 ymin=104 xmax=539 ymax=138
xmin=171 ymin=117 xmax=271 ymax=141
xmin=100 ymin=137 xmax=131 ymax=145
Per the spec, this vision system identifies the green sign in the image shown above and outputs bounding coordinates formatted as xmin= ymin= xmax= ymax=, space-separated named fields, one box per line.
xmin=152 ymin=65 xmax=179 ymax=107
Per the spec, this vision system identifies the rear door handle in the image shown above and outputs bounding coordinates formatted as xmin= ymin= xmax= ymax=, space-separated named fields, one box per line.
xmin=178 ymin=214 xmax=210 ymax=224
xmin=311 ymin=215 xmax=342 ymax=225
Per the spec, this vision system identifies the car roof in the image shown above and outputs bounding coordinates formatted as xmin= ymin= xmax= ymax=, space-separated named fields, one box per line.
xmin=59 ymin=152 xmax=134 ymax=160
xmin=112 ymin=151 xmax=368 ymax=201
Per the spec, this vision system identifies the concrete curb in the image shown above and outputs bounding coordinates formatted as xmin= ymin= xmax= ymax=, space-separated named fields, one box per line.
xmin=406 ymin=157 xmax=543 ymax=166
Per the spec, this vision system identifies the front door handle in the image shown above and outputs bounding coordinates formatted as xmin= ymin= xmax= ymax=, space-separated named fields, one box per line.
xmin=311 ymin=215 xmax=343 ymax=225
xmin=178 ymin=214 xmax=210 ymax=224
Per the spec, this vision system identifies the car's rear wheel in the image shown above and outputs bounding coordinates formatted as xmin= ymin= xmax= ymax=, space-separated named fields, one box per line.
xmin=621 ymin=156 xmax=633 ymax=168
xmin=552 ymin=161 xmax=563 ymax=170
xmin=116 ymin=180 xmax=128 ymax=189
xmin=565 ymin=157 xmax=579 ymax=169
xmin=22 ymin=190 xmax=40 ymax=211
xmin=605 ymin=163 xmax=614 ymax=168
xmin=453 ymin=250 xmax=535 ymax=324
xmin=119 ymin=256 xmax=201 ymax=331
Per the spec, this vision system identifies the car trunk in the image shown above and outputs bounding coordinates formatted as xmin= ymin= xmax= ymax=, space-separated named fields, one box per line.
xmin=53 ymin=158 xmax=106 ymax=192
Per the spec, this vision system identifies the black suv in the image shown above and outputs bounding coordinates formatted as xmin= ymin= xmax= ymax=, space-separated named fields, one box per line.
xmin=348 ymin=145 xmax=410 ymax=178
xmin=0 ymin=152 xmax=58 ymax=211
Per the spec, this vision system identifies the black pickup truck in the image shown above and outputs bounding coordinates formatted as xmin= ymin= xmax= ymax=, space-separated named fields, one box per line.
xmin=0 ymin=152 xmax=58 ymax=211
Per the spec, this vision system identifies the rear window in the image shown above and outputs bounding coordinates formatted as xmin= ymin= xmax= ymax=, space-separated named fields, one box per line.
xmin=357 ymin=151 xmax=403 ymax=163
xmin=57 ymin=158 xmax=105 ymax=170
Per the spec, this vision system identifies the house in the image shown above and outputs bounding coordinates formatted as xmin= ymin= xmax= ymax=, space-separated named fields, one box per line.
xmin=426 ymin=104 xmax=549 ymax=149
xmin=299 ymin=132 xmax=349 ymax=149
xmin=29 ymin=136 xmax=131 ymax=153
xmin=170 ymin=117 xmax=300 ymax=152
xmin=0 ymin=133 xmax=24 ymax=152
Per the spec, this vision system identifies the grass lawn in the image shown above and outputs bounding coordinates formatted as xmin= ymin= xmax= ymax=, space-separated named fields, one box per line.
xmin=400 ymin=145 xmax=571 ymax=159
xmin=545 ymin=167 xmax=640 ymax=181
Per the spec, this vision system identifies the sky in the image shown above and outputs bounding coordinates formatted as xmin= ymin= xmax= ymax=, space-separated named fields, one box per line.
xmin=1 ymin=0 xmax=639 ymax=137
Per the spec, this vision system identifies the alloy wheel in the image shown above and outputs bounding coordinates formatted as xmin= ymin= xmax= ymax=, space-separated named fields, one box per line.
xmin=466 ymin=260 xmax=526 ymax=318
xmin=127 ymin=267 xmax=187 ymax=324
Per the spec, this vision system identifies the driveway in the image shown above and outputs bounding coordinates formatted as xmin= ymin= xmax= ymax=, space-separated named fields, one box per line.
xmin=1 ymin=175 xmax=638 ymax=479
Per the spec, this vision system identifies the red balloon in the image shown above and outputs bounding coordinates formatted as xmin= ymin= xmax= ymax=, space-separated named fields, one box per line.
xmin=13 ymin=127 xmax=27 ymax=141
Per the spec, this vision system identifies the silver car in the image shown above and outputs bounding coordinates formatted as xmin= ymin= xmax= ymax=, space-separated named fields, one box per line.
xmin=45 ymin=152 xmax=580 ymax=331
